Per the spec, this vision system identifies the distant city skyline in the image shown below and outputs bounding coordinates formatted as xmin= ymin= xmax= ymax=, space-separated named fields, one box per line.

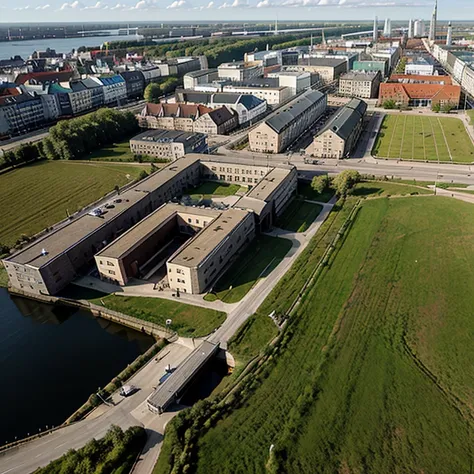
xmin=0 ymin=0 xmax=472 ymax=23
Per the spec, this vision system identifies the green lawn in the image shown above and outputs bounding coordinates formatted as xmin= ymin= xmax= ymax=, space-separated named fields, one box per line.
xmin=163 ymin=196 xmax=474 ymax=474
xmin=352 ymin=180 xmax=433 ymax=198
xmin=91 ymin=294 xmax=226 ymax=337
xmin=227 ymin=313 xmax=278 ymax=362
xmin=185 ymin=181 xmax=241 ymax=199
xmin=297 ymin=181 xmax=334 ymax=203
xmin=373 ymin=114 xmax=474 ymax=163
xmin=0 ymin=161 xmax=149 ymax=247
xmin=209 ymin=235 xmax=292 ymax=304
xmin=278 ymin=199 xmax=323 ymax=232
xmin=86 ymin=139 xmax=136 ymax=162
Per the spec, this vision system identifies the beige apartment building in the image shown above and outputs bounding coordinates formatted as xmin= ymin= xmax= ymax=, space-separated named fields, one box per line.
xmin=284 ymin=58 xmax=347 ymax=83
xmin=248 ymin=89 xmax=327 ymax=154
xmin=310 ymin=98 xmax=367 ymax=159
xmin=168 ymin=208 xmax=255 ymax=294
xmin=130 ymin=129 xmax=208 ymax=160
xmin=338 ymin=71 xmax=382 ymax=99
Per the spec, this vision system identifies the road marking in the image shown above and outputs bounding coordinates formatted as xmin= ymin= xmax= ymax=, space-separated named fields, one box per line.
xmin=0 ymin=464 xmax=24 ymax=474
xmin=54 ymin=442 xmax=66 ymax=450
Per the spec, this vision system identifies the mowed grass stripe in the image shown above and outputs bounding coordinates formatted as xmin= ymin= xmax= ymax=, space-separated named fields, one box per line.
xmin=374 ymin=115 xmax=474 ymax=162
xmin=191 ymin=197 xmax=474 ymax=474
xmin=0 ymin=161 xmax=145 ymax=246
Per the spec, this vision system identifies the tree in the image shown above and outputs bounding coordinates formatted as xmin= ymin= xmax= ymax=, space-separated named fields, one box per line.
xmin=432 ymin=102 xmax=441 ymax=113
xmin=441 ymin=102 xmax=455 ymax=113
xmin=332 ymin=170 xmax=361 ymax=197
xmin=138 ymin=170 xmax=149 ymax=180
xmin=382 ymin=99 xmax=397 ymax=110
xmin=311 ymin=175 xmax=330 ymax=194
xmin=144 ymin=83 xmax=162 ymax=103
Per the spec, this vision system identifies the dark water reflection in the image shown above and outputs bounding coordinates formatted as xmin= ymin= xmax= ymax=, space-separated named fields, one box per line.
xmin=0 ymin=288 xmax=153 ymax=445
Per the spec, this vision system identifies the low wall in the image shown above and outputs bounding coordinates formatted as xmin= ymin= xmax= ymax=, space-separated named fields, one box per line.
xmin=8 ymin=287 xmax=178 ymax=342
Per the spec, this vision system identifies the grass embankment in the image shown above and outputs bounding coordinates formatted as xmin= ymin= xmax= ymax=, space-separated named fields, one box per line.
xmin=207 ymin=235 xmax=292 ymax=304
xmin=0 ymin=161 xmax=149 ymax=247
xmin=297 ymin=181 xmax=334 ymax=203
xmin=352 ymin=180 xmax=433 ymax=197
xmin=186 ymin=196 xmax=474 ymax=474
xmin=277 ymin=199 xmax=323 ymax=232
xmin=34 ymin=426 xmax=145 ymax=474
xmin=91 ymin=294 xmax=226 ymax=338
xmin=0 ymin=262 xmax=8 ymax=288
xmin=373 ymin=114 xmax=474 ymax=163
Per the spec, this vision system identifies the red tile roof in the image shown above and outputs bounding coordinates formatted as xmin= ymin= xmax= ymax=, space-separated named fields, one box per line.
xmin=379 ymin=82 xmax=461 ymax=103
xmin=142 ymin=102 xmax=213 ymax=119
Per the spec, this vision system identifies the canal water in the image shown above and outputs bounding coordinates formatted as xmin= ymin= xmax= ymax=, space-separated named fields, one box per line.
xmin=0 ymin=288 xmax=153 ymax=446
xmin=0 ymin=35 xmax=143 ymax=60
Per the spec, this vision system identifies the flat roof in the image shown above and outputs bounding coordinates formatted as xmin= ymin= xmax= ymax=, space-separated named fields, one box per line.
xmin=147 ymin=340 xmax=219 ymax=412
xmin=169 ymin=208 xmax=250 ymax=268
xmin=234 ymin=196 xmax=268 ymax=216
xmin=247 ymin=167 xmax=292 ymax=202
xmin=7 ymin=156 xmax=201 ymax=268
xmin=96 ymin=203 xmax=220 ymax=260
xmin=131 ymin=129 xmax=205 ymax=145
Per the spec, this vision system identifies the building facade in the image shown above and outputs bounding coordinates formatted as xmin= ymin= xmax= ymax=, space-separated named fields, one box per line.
xmin=217 ymin=62 xmax=263 ymax=82
xmin=310 ymin=98 xmax=367 ymax=159
xmin=338 ymin=71 xmax=381 ymax=99
xmin=248 ymin=89 xmax=327 ymax=154
xmin=130 ymin=129 xmax=208 ymax=160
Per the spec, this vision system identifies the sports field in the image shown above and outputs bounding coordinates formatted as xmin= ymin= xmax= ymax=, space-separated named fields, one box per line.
xmin=167 ymin=196 xmax=474 ymax=474
xmin=373 ymin=114 xmax=474 ymax=163
xmin=0 ymin=161 xmax=148 ymax=247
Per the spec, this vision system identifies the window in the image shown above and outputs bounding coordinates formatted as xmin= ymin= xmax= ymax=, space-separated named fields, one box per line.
xmin=107 ymin=261 xmax=114 ymax=266
xmin=108 ymin=270 xmax=116 ymax=275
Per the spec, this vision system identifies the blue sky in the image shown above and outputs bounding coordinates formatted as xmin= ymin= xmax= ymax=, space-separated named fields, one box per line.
xmin=0 ymin=0 xmax=471 ymax=22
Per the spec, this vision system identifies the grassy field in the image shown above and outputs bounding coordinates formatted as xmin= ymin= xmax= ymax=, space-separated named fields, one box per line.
xmin=86 ymin=139 xmax=135 ymax=162
xmin=183 ymin=196 xmax=474 ymax=474
xmin=0 ymin=161 xmax=148 ymax=247
xmin=277 ymin=199 xmax=323 ymax=232
xmin=208 ymin=235 xmax=292 ymax=304
xmin=373 ymin=114 xmax=474 ymax=163
xmin=297 ymin=181 xmax=334 ymax=203
xmin=0 ymin=263 xmax=8 ymax=288
xmin=352 ymin=180 xmax=433 ymax=198
xmin=91 ymin=294 xmax=226 ymax=337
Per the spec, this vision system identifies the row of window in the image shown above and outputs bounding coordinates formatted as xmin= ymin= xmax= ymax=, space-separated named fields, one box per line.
xmin=210 ymin=166 xmax=266 ymax=176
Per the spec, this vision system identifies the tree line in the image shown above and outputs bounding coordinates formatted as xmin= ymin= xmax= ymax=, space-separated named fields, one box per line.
xmin=33 ymin=425 xmax=145 ymax=474
xmin=0 ymin=109 xmax=139 ymax=170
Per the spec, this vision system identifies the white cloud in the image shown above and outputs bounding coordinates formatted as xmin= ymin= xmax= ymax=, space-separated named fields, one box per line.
xmin=256 ymin=0 xmax=274 ymax=6
xmin=59 ymin=1 xmax=84 ymax=9
xmin=110 ymin=3 xmax=127 ymax=9
xmin=35 ymin=4 xmax=51 ymax=9
xmin=219 ymin=0 xmax=248 ymax=7
xmin=84 ymin=1 xmax=108 ymax=8
xmin=167 ymin=0 xmax=191 ymax=8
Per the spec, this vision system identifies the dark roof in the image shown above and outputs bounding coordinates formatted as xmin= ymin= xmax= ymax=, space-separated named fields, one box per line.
xmin=237 ymin=94 xmax=264 ymax=110
xmin=319 ymin=99 xmax=367 ymax=141
xmin=265 ymin=89 xmax=325 ymax=134
xmin=212 ymin=92 xmax=241 ymax=104
xmin=207 ymin=106 xmax=236 ymax=125
xmin=120 ymin=70 xmax=145 ymax=82
xmin=176 ymin=89 xmax=213 ymax=104
xmin=81 ymin=77 xmax=103 ymax=89
xmin=70 ymin=81 xmax=87 ymax=92
xmin=239 ymin=77 xmax=280 ymax=88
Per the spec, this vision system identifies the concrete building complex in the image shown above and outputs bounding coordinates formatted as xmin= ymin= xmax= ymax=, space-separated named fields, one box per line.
xmin=222 ymin=81 xmax=291 ymax=105
xmin=309 ymin=98 xmax=367 ymax=159
xmin=129 ymin=130 xmax=208 ymax=160
xmin=217 ymin=61 xmax=263 ymax=82
xmin=267 ymin=71 xmax=313 ymax=94
xmin=338 ymin=71 xmax=382 ymax=99
xmin=137 ymin=102 xmax=238 ymax=135
xmin=248 ymin=89 xmax=327 ymax=154
xmin=352 ymin=60 xmax=388 ymax=78
xmin=183 ymin=69 xmax=219 ymax=89
xmin=285 ymin=57 xmax=347 ymax=83
xmin=3 ymin=155 xmax=297 ymax=296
